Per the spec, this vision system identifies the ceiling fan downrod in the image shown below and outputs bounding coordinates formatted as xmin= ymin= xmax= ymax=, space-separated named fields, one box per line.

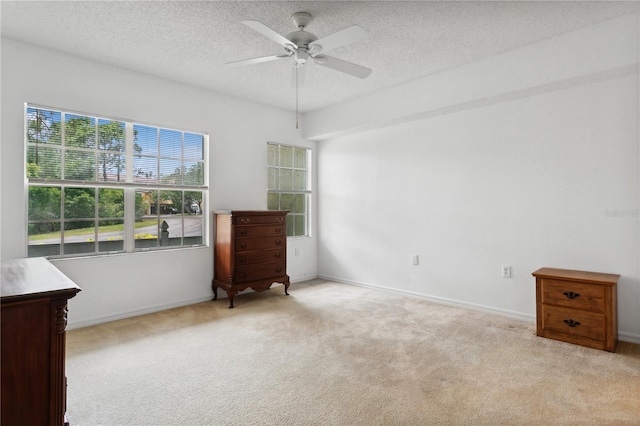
xmin=290 ymin=13 xmax=312 ymax=130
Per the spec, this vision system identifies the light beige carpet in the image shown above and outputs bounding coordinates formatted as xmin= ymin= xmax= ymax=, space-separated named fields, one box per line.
xmin=66 ymin=279 xmax=640 ymax=425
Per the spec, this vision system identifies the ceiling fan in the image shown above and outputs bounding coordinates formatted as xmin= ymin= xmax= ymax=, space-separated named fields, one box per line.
xmin=227 ymin=12 xmax=372 ymax=83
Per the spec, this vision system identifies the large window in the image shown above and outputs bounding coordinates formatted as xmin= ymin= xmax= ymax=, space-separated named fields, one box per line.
xmin=267 ymin=143 xmax=311 ymax=237
xmin=26 ymin=105 xmax=208 ymax=258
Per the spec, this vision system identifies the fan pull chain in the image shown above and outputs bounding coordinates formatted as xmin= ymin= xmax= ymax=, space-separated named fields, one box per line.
xmin=295 ymin=66 xmax=299 ymax=129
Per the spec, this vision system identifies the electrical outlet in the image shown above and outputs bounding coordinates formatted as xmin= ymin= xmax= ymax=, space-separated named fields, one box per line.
xmin=411 ymin=255 xmax=419 ymax=265
xmin=502 ymin=265 xmax=511 ymax=278
xmin=294 ymin=248 xmax=300 ymax=257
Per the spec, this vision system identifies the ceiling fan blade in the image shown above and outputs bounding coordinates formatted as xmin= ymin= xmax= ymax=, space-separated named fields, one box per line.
xmin=226 ymin=54 xmax=291 ymax=67
xmin=291 ymin=65 xmax=306 ymax=88
xmin=314 ymin=55 xmax=372 ymax=79
xmin=242 ymin=20 xmax=298 ymax=50
xmin=308 ymin=25 xmax=368 ymax=54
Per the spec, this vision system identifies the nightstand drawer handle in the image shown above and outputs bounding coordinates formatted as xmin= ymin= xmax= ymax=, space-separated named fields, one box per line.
xmin=563 ymin=319 xmax=580 ymax=328
xmin=275 ymin=267 xmax=282 ymax=273
xmin=275 ymin=240 xmax=282 ymax=246
xmin=562 ymin=291 xmax=580 ymax=299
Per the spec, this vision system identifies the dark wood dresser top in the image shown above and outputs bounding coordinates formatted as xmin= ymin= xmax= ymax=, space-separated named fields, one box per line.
xmin=1 ymin=258 xmax=81 ymax=302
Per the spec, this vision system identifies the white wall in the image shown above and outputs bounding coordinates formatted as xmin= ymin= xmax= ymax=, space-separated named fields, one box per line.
xmin=310 ymin=14 xmax=640 ymax=342
xmin=1 ymin=38 xmax=318 ymax=328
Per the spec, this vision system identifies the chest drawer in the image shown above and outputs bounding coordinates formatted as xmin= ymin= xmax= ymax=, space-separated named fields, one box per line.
xmin=235 ymin=262 xmax=286 ymax=283
xmin=541 ymin=305 xmax=605 ymax=342
xmin=235 ymin=249 xmax=285 ymax=266
xmin=235 ymin=236 xmax=285 ymax=252
xmin=235 ymin=215 xmax=285 ymax=225
xmin=236 ymin=224 xmax=285 ymax=238
xmin=540 ymin=278 xmax=604 ymax=313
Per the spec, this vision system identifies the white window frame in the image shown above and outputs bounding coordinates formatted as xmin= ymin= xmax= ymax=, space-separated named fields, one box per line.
xmin=267 ymin=142 xmax=311 ymax=238
xmin=25 ymin=104 xmax=209 ymax=258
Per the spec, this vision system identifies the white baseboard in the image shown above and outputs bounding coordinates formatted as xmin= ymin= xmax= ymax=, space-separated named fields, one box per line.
xmin=68 ymin=295 xmax=214 ymax=330
xmin=619 ymin=331 xmax=640 ymax=344
xmin=68 ymin=276 xmax=319 ymax=330
xmin=69 ymin=274 xmax=640 ymax=345
xmin=318 ymin=274 xmax=640 ymax=345
xmin=291 ymin=275 xmax=319 ymax=284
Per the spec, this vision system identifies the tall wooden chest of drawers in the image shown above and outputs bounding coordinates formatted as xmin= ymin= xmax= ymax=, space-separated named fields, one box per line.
xmin=212 ymin=210 xmax=290 ymax=308
xmin=532 ymin=267 xmax=619 ymax=352
xmin=1 ymin=258 xmax=81 ymax=426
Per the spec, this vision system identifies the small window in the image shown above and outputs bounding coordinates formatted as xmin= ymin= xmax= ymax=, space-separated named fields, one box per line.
xmin=267 ymin=143 xmax=311 ymax=237
xmin=26 ymin=105 xmax=208 ymax=258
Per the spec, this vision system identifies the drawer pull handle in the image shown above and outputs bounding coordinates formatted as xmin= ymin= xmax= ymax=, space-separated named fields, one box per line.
xmin=275 ymin=268 xmax=282 ymax=273
xmin=240 ymin=243 xmax=247 ymax=249
xmin=275 ymin=240 xmax=282 ymax=246
xmin=275 ymin=228 xmax=282 ymax=232
xmin=239 ymin=257 xmax=247 ymax=263
xmin=563 ymin=291 xmax=580 ymax=299
xmin=563 ymin=319 xmax=580 ymax=328
xmin=239 ymin=273 xmax=248 ymax=279
xmin=239 ymin=230 xmax=247 ymax=236
xmin=275 ymin=253 xmax=281 ymax=258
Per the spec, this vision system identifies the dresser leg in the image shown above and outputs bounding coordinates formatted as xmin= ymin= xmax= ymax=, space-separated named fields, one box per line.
xmin=211 ymin=282 xmax=218 ymax=301
xmin=228 ymin=290 xmax=237 ymax=309
xmin=284 ymin=276 xmax=290 ymax=296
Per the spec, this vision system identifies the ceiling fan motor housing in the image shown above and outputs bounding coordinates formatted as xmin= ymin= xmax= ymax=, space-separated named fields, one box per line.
xmin=285 ymin=30 xmax=318 ymax=50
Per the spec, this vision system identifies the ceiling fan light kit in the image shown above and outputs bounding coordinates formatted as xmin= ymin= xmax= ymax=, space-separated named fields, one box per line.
xmin=227 ymin=11 xmax=372 ymax=128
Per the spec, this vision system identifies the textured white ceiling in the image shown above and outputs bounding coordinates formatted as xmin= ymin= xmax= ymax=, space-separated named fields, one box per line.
xmin=2 ymin=1 xmax=638 ymax=113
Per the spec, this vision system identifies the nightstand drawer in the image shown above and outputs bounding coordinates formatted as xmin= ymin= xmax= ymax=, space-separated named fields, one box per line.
xmin=541 ymin=305 xmax=605 ymax=341
xmin=235 ymin=249 xmax=285 ymax=266
xmin=235 ymin=262 xmax=286 ymax=283
xmin=236 ymin=225 xmax=285 ymax=238
xmin=235 ymin=236 xmax=285 ymax=252
xmin=540 ymin=278 xmax=605 ymax=313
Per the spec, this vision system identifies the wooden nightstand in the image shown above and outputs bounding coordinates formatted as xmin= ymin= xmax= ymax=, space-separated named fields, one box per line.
xmin=532 ymin=267 xmax=619 ymax=352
